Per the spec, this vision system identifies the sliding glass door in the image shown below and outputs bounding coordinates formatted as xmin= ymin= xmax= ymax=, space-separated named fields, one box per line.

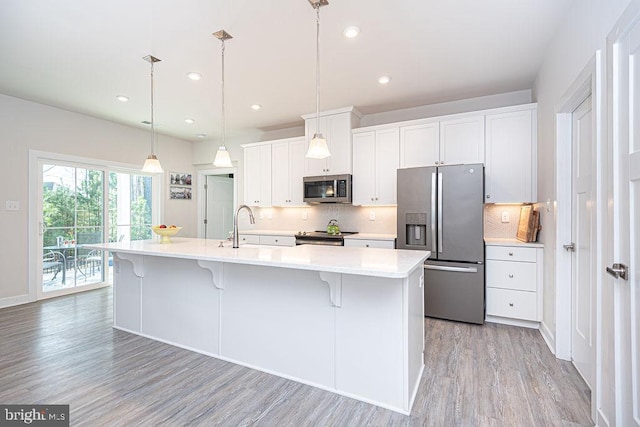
xmin=39 ymin=160 xmax=157 ymax=298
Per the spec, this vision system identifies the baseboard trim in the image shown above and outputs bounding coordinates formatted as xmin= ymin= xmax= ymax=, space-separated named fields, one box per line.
xmin=0 ymin=294 xmax=33 ymax=309
xmin=485 ymin=315 xmax=539 ymax=329
xmin=539 ymin=320 xmax=556 ymax=356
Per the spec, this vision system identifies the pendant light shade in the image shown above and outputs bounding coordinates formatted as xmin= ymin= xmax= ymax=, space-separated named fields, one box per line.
xmin=306 ymin=0 xmax=330 ymax=159
xmin=141 ymin=55 xmax=163 ymax=173
xmin=213 ymin=30 xmax=234 ymax=168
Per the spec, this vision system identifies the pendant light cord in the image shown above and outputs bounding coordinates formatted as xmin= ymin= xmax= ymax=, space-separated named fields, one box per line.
xmin=221 ymin=39 xmax=226 ymax=149
xmin=315 ymin=4 xmax=321 ymax=134
xmin=150 ymin=60 xmax=156 ymax=155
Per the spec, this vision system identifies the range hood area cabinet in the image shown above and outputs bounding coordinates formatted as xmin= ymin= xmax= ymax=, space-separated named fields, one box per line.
xmin=302 ymin=106 xmax=362 ymax=176
xmin=399 ymin=114 xmax=485 ymax=169
xmin=352 ymin=127 xmax=400 ymax=205
xmin=243 ymin=143 xmax=272 ymax=207
xmin=484 ymin=105 xmax=537 ymax=203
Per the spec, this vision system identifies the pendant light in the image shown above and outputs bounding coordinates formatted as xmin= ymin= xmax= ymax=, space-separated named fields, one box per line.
xmin=306 ymin=0 xmax=331 ymax=159
xmin=141 ymin=55 xmax=164 ymax=173
xmin=213 ymin=30 xmax=234 ymax=168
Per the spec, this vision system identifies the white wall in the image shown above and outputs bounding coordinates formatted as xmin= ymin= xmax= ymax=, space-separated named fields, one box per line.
xmin=533 ymin=0 xmax=632 ymax=339
xmin=0 ymin=93 xmax=194 ymax=303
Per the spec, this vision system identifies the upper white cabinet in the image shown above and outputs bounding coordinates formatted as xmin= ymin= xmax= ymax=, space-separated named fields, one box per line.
xmin=303 ymin=107 xmax=361 ymax=176
xmin=271 ymin=137 xmax=306 ymax=206
xmin=399 ymin=122 xmax=439 ymax=168
xmin=439 ymin=115 xmax=485 ymax=165
xmin=352 ymin=128 xmax=400 ymax=205
xmin=399 ymin=115 xmax=484 ymax=168
xmin=243 ymin=144 xmax=272 ymax=207
xmin=485 ymin=105 xmax=537 ymax=203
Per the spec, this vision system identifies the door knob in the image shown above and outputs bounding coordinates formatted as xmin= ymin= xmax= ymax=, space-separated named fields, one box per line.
xmin=606 ymin=263 xmax=628 ymax=280
xmin=563 ymin=243 xmax=575 ymax=252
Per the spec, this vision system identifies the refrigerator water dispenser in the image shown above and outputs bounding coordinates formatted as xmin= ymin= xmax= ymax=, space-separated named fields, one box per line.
xmin=405 ymin=213 xmax=427 ymax=247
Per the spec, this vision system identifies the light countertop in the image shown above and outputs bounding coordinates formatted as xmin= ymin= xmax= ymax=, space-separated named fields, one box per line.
xmin=484 ymin=238 xmax=544 ymax=248
xmin=87 ymin=238 xmax=428 ymax=279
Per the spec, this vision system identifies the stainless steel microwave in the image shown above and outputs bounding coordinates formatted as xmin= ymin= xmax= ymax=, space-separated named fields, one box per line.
xmin=303 ymin=174 xmax=352 ymax=204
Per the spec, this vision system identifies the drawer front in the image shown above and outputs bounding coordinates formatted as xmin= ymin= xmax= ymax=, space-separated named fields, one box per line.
xmin=486 ymin=288 xmax=537 ymax=321
xmin=259 ymin=235 xmax=295 ymax=247
xmin=344 ymin=239 xmax=395 ymax=249
xmin=239 ymin=235 xmax=260 ymax=244
xmin=486 ymin=260 xmax=536 ymax=291
xmin=486 ymin=246 xmax=537 ymax=262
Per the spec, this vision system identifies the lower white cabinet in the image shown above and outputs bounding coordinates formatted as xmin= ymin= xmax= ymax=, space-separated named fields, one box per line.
xmin=238 ymin=234 xmax=296 ymax=247
xmin=344 ymin=239 xmax=395 ymax=249
xmin=485 ymin=244 xmax=543 ymax=326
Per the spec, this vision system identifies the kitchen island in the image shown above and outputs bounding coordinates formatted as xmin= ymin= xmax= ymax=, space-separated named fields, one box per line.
xmin=87 ymin=238 xmax=429 ymax=414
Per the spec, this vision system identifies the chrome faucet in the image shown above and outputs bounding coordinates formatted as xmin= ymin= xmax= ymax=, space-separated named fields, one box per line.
xmin=233 ymin=204 xmax=255 ymax=248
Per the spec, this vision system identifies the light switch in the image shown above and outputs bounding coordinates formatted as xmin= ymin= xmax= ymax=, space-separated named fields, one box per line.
xmin=5 ymin=201 xmax=19 ymax=211
xmin=501 ymin=212 xmax=510 ymax=223
xmin=369 ymin=210 xmax=376 ymax=221
xmin=302 ymin=211 xmax=308 ymax=220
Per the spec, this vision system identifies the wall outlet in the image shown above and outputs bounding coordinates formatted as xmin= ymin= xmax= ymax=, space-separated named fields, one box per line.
xmin=258 ymin=211 xmax=264 ymax=220
xmin=369 ymin=210 xmax=376 ymax=221
xmin=302 ymin=211 xmax=308 ymax=220
xmin=5 ymin=200 xmax=19 ymax=211
xmin=501 ymin=211 xmax=510 ymax=223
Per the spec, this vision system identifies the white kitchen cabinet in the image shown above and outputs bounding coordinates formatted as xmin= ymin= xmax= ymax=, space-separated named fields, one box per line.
xmin=303 ymin=107 xmax=361 ymax=176
xmin=439 ymin=115 xmax=485 ymax=165
xmin=485 ymin=105 xmax=537 ymax=203
xmin=271 ymin=137 xmax=306 ymax=206
xmin=399 ymin=122 xmax=439 ymax=168
xmin=243 ymin=144 xmax=272 ymax=207
xmin=344 ymin=239 xmax=395 ymax=249
xmin=485 ymin=243 xmax=543 ymax=327
xmin=352 ymin=127 xmax=399 ymax=205
xmin=398 ymin=115 xmax=484 ymax=168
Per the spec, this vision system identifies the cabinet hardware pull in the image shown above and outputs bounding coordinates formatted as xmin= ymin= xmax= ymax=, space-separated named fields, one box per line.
xmin=486 ymin=195 xmax=491 ymax=199
xmin=508 ymin=274 xmax=514 ymax=278
xmin=509 ymin=303 xmax=514 ymax=307
xmin=508 ymin=252 xmax=513 ymax=256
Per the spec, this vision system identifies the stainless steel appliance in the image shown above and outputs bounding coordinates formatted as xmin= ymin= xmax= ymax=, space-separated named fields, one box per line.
xmin=397 ymin=164 xmax=485 ymax=324
xmin=295 ymin=231 xmax=358 ymax=246
xmin=303 ymin=175 xmax=352 ymax=204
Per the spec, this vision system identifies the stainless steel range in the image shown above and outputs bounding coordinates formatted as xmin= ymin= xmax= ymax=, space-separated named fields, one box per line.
xmin=295 ymin=231 xmax=358 ymax=246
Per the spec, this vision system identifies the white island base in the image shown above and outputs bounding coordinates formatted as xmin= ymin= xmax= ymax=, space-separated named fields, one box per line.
xmin=101 ymin=240 xmax=427 ymax=414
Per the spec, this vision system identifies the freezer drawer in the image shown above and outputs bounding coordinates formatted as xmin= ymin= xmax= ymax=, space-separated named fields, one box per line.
xmin=423 ymin=261 xmax=485 ymax=324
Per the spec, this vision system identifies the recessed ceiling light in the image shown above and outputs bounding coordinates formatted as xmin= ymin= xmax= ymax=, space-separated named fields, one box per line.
xmin=343 ymin=26 xmax=360 ymax=38
xmin=196 ymin=133 xmax=207 ymax=138
xmin=378 ymin=75 xmax=391 ymax=84
xmin=187 ymin=72 xmax=202 ymax=81
xmin=116 ymin=95 xmax=129 ymax=102
xmin=185 ymin=118 xmax=195 ymax=124
xmin=251 ymin=104 xmax=262 ymax=111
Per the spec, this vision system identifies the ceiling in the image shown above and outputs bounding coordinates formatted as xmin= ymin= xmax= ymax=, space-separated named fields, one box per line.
xmin=0 ymin=0 xmax=574 ymax=143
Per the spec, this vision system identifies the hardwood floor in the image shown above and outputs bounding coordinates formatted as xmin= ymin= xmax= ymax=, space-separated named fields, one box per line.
xmin=0 ymin=288 xmax=592 ymax=426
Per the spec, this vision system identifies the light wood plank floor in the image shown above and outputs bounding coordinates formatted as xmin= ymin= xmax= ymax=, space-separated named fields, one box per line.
xmin=0 ymin=288 xmax=592 ymax=426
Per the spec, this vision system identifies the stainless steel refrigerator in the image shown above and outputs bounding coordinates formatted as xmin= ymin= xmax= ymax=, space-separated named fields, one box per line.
xmin=397 ymin=164 xmax=485 ymax=324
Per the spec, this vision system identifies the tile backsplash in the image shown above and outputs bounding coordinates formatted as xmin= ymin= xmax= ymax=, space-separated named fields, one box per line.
xmin=240 ymin=205 xmax=397 ymax=234
xmin=483 ymin=204 xmax=526 ymax=239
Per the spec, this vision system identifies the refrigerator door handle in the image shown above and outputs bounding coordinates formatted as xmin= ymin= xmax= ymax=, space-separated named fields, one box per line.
xmin=424 ymin=265 xmax=478 ymax=273
xmin=430 ymin=172 xmax=437 ymax=252
xmin=437 ymin=172 xmax=443 ymax=253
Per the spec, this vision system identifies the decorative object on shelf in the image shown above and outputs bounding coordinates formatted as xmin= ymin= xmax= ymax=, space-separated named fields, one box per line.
xmin=151 ymin=225 xmax=182 ymax=243
xmin=516 ymin=204 xmax=541 ymax=242
xmin=213 ymin=30 xmax=234 ymax=168
xmin=169 ymin=172 xmax=192 ymax=200
xmin=306 ymin=0 xmax=331 ymax=159
xmin=141 ymin=55 xmax=164 ymax=173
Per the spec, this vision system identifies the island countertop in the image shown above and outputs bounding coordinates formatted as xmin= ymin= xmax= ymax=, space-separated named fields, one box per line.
xmin=87 ymin=238 xmax=429 ymax=278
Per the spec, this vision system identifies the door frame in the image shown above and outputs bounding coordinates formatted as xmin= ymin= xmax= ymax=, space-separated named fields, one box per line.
xmin=553 ymin=51 xmax=604 ymax=423
xmin=28 ymin=150 xmax=161 ymax=302
xmin=196 ymin=167 xmax=238 ymax=239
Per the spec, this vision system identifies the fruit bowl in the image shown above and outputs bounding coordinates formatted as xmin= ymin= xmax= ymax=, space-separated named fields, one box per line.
xmin=151 ymin=226 xmax=182 ymax=243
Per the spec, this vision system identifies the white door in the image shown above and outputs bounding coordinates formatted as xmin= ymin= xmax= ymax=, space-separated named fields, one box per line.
xmin=205 ymin=175 xmax=234 ymax=240
xmin=609 ymin=8 xmax=640 ymax=426
xmin=570 ymin=96 xmax=595 ymax=389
